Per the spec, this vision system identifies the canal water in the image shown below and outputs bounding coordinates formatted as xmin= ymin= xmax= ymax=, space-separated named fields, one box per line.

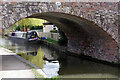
xmin=0 ymin=36 xmax=120 ymax=78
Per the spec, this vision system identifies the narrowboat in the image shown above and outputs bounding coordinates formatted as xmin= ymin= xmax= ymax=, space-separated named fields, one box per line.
xmin=8 ymin=31 xmax=41 ymax=43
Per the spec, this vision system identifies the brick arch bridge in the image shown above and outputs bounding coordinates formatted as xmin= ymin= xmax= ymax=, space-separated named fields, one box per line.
xmin=0 ymin=1 xmax=119 ymax=63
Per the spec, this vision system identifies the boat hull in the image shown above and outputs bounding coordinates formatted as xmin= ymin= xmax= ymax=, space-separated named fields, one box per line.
xmin=8 ymin=36 xmax=42 ymax=44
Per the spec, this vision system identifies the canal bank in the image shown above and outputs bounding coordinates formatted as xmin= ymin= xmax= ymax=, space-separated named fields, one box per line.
xmin=42 ymin=40 xmax=67 ymax=53
xmin=0 ymin=47 xmax=47 ymax=78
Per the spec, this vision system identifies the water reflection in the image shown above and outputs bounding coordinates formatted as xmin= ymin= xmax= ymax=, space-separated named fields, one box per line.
xmin=0 ymin=37 xmax=120 ymax=78
xmin=43 ymin=60 xmax=59 ymax=77
xmin=19 ymin=48 xmax=44 ymax=69
xmin=18 ymin=48 xmax=60 ymax=78
xmin=58 ymin=55 xmax=119 ymax=78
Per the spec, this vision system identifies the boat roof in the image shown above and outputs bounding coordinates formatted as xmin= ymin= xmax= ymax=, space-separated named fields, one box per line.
xmin=14 ymin=31 xmax=27 ymax=33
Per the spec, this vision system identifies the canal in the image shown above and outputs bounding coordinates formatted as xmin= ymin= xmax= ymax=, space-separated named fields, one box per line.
xmin=0 ymin=36 xmax=120 ymax=78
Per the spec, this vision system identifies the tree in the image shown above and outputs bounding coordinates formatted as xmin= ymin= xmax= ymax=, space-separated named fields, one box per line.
xmin=15 ymin=26 xmax=20 ymax=31
xmin=30 ymin=26 xmax=35 ymax=30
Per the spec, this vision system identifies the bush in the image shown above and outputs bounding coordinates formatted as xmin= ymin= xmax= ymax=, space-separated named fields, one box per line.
xmin=58 ymin=30 xmax=67 ymax=46
xmin=34 ymin=26 xmax=43 ymax=30
xmin=30 ymin=26 xmax=35 ymax=30
xmin=15 ymin=26 xmax=20 ymax=31
xmin=45 ymin=38 xmax=57 ymax=43
xmin=30 ymin=26 xmax=43 ymax=30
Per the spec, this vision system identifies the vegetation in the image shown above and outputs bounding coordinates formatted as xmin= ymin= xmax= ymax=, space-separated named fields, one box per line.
xmin=17 ymin=48 xmax=45 ymax=78
xmin=43 ymin=76 xmax=60 ymax=80
xmin=50 ymin=30 xmax=58 ymax=33
xmin=45 ymin=38 xmax=57 ymax=44
xmin=36 ymin=76 xmax=60 ymax=80
xmin=15 ymin=26 xmax=20 ymax=31
xmin=30 ymin=26 xmax=43 ymax=30
xmin=9 ymin=18 xmax=46 ymax=31
xmin=17 ymin=48 xmax=44 ymax=69
xmin=17 ymin=18 xmax=46 ymax=28
xmin=58 ymin=29 xmax=68 ymax=46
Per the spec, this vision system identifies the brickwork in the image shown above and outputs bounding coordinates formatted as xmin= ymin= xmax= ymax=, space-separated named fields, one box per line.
xmin=0 ymin=1 xmax=119 ymax=63
xmin=0 ymin=0 xmax=119 ymax=2
xmin=0 ymin=2 xmax=119 ymax=42
xmin=118 ymin=2 xmax=120 ymax=62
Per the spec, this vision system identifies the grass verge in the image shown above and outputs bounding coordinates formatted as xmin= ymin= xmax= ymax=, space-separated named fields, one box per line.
xmin=45 ymin=38 xmax=57 ymax=44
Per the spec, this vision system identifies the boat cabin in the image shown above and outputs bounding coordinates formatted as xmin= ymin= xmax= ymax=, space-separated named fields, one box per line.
xmin=9 ymin=31 xmax=40 ymax=42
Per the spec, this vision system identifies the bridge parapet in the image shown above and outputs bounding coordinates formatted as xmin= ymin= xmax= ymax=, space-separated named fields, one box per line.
xmin=0 ymin=2 xmax=119 ymax=42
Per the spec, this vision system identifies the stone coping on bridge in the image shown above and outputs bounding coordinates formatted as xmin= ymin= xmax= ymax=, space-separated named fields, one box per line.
xmin=0 ymin=0 xmax=119 ymax=2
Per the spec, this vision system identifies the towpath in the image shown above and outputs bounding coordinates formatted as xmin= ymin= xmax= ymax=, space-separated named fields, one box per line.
xmin=0 ymin=47 xmax=35 ymax=79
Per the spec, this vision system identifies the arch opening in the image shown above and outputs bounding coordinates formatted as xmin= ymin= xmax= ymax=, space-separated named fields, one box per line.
xmin=11 ymin=12 xmax=119 ymax=63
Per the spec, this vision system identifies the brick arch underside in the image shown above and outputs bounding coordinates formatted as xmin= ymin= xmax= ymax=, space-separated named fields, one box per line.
xmin=27 ymin=12 xmax=119 ymax=63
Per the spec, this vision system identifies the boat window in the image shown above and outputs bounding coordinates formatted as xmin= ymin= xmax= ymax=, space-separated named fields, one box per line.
xmin=27 ymin=31 xmax=38 ymax=39
xmin=22 ymin=33 xmax=26 ymax=38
